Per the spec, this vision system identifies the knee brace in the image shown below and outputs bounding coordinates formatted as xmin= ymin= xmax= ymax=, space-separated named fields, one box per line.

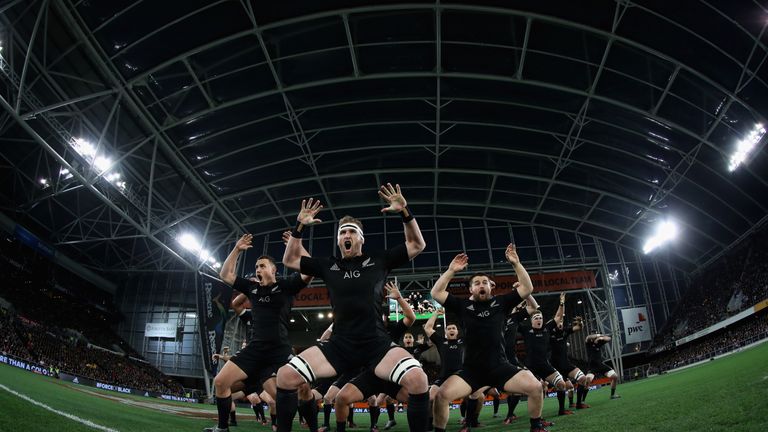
xmin=389 ymin=357 xmax=422 ymax=385
xmin=287 ymin=356 xmax=316 ymax=384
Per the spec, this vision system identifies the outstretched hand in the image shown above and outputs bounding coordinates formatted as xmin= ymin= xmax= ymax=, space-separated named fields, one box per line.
xmin=449 ymin=253 xmax=469 ymax=272
xmin=505 ymin=243 xmax=520 ymax=265
xmin=297 ymin=198 xmax=323 ymax=225
xmin=385 ymin=281 xmax=401 ymax=299
xmin=378 ymin=183 xmax=407 ymax=213
xmin=235 ymin=234 xmax=253 ymax=251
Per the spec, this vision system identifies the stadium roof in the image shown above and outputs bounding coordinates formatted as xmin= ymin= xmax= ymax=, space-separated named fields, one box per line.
xmin=1 ymin=0 xmax=767 ymax=279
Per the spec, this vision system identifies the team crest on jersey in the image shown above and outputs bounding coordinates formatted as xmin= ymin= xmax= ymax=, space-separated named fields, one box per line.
xmin=330 ymin=263 xmax=340 ymax=271
xmin=466 ymin=304 xmax=475 ymax=311
xmin=490 ymin=300 xmax=499 ymax=308
xmin=362 ymin=257 xmax=375 ymax=268
xmin=271 ymin=285 xmax=281 ymax=293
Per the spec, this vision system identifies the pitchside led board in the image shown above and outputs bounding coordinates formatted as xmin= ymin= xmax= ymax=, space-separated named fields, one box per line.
xmin=621 ymin=307 xmax=652 ymax=343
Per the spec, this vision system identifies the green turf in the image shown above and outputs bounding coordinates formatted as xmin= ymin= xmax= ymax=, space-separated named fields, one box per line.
xmin=1 ymin=342 xmax=767 ymax=431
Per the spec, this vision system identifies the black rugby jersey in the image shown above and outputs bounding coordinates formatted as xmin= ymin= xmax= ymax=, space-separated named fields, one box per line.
xmin=442 ymin=291 xmax=522 ymax=367
xmin=586 ymin=338 xmax=608 ymax=364
xmin=232 ymin=273 xmax=307 ymax=344
xmin=503 ymin=308 xmax=529 ymax=360
xmin=522 ymin=320 xmax=557 ymax=367
xmin=548 ymin=323 xmax=573 ymax=364
xmin=300 ymin=244 xmax=410 ymax=339
xmin=429 ymin=332 xmax=464 ymax=377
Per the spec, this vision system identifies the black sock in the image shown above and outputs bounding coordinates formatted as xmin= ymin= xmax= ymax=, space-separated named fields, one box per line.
xmin=530 ymin=417 xmax=543 ymax=428
xmin=252 ymin=404 xmax=264 ymax=421
xmin=369 ymin=405 xmax=379 ymax=427
xmin=271 ymin=414 xmax=276 ymax=426
xmin=348 ymin=407 xmax=355 ymax=424
xmin=386 ymin=403 xmax=395 ymax=421
xmin=276 ymin=387 xmax=298 ymax=432
xmin=427 ymin=416 xmax=433 ymax=431
xmin=472 ymin=398 xmax=482 ymax=426
xmin=323 ymin=403 xmax=332 ymax=427
xmin=216 ymin=396 xmax=232 ymax=429
xmin=611 ymin=387 xmax=616 ymax=397
xmin=406 ymin=391 xmax=429 ymax=432
xmin=583 ymin=387 xmax=589 ymax=402
xmin=336 ymin=421 xmax=346 ymax=432
xmin=576 ymin=386 xmax=584 ymax=405
xmin=465 ymin=398 xmax=477 ymax=428
xmin=298 ymin=397 xmax=318 ymax=431
xmin=557 ymin=391 xmax=566 ymax=412
xmin=568 ymin=390 xmax=574 ymax=405
xmin=460 ymin=399 xmax=467 ymax=418
xmin=230 ymin=409 xmax=237 ymax=424
xmin=492 ymin=394 xmax=499 ymax=415
xmin=507 ymin=395 xmax=519 ymax=418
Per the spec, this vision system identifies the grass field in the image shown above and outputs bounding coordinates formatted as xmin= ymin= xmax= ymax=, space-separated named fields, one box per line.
xmin=1 ymin=342 xmax=767 ymax=432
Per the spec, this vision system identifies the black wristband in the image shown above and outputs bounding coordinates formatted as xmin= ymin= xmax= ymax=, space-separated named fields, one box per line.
xmin=291 ymin=222 xmax=305 ymax=238
xmin=400 ymin=206 xmax=414 ymax=223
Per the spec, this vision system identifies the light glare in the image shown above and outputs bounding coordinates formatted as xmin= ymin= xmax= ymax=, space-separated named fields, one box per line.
xmin=643 ymin=220 xmax=679 ymax=254
xmin=729 ymin=123 xmax=765 ymax=172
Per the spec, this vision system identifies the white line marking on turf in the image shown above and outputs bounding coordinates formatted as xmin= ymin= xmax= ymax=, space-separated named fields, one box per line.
xmin=0 ymin=383 xmax=120 ymax=432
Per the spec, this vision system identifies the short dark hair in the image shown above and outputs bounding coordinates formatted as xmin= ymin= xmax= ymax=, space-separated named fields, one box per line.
xmin=256 ymin=255 xmax=277 ymax=266
xmin=339 ymin=215 xmax=363 ymax=231
xmin=446 ymin=322 xmax=459 ymax=329
xmin=468 ymin=272 xmax=491 ymax=286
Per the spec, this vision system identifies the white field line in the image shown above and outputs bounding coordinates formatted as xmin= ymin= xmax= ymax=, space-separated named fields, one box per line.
xmin=0 ymin=383 xmax=119 ymax=432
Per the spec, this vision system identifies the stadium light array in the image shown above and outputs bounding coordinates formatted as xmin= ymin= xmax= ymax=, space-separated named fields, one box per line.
xmin=176 ymin=232 xmax=221 ymax=269
xmin=643 ymin=220 xmax=679 ymax=254
xmin=728 ymin=123 xmax=765 ymax=172
xmin=69 ymin=137 xmax=127 ymax=191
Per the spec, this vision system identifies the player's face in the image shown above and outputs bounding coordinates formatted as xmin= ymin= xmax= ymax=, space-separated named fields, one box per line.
xmin=469 ymin=276 xmax=492 ymax=301
xmin=337 ymin=226 xmax=364 ymax=258
xmin=255 ymin=259 xmax=276 ymax=283
xmin=531 ymin=314 xmax=544 ymax=329
xmin=446 ymin=324 xmax=458 ymax=339
xmin=403 ymin=333 xmax=414 ymax=346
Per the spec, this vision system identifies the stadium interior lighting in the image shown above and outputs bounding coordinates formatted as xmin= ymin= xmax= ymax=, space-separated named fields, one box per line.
xmin=176 ymin=233 xmax=221 ymax=269
xmin=643 ymin=220 xmax=679 ymax=254
xmin=327 ymin=312 xmax=333 ymax=318
xmin=185 ymin=312 xmax=196 ymax=318
xmin=728 ymin=123 xmax=765 ymax=172
xmin=318 ymin=313 xmax=324 ymax=319
xmin=69 ymin=137 xmax=127 ymax=191
xmin=577 ymin=300 xmax=583 ymax=304
xmin=290 ymin=318 xmax=295 ymax=323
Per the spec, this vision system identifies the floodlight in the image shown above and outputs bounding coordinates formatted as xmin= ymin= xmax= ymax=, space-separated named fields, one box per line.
xmin=643 ymin=220 xmax=678 ymax=254
xmin=728 ymin=123 xmax=765 ymax=172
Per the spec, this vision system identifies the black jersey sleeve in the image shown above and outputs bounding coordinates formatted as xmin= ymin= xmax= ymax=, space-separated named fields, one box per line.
xmin=545 ymin=320 xmax=558 ymax=332
xmin=388 ymin=320 xmax=409 ymax=342
xmin=499 ymin=290 xmax=523 ymax=313
xmin=429 ymin=331 xmax=445 ymax=345
xmin=238 ymin=309 xmax=252 ymax=323
xmin=512 ymin=307 xmax=530 ymax=323
xmin=300 ymin=256 xmax=327 ymax=278
xmin=383 ymin=243 xmax=410 ymax=269
xmin=281 ymin=272 xmax=309 ymax=295
xmin=442 ymin=293 xmax=463 ymax=314
xmin=232 ymin=276 xmax=255 ymax=294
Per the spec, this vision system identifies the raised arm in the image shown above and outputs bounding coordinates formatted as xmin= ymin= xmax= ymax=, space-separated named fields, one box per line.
xmin=220 ymin=234 xmax=252 ymax=286
xmin=431 ymin=253 xmax=468 ymax=305
xmin=554 ymin=292 xmax=565 ymax=326
xmin=320 ymin=323 xmax=333 ymax=342
xmin=232 ymin=293 xmax=248 ymax=315
xmin=423 ymin=308 xmax=443 ymax=337
xmin=283 ymin=198 xmax=322 ymax=270
xmin=386 ymin=281 xmax=416 ymax=327
xmin=379 ymin=183 xmax=425 ymax=259
xmin=282 ymin=230 xmax=314 ymax=285
xmin=524 ymin=292 xmax=540 ymax=315
xmin=505 ymin=244 xmax=533 ymax=299
xmin=571 ymin=316 xmax=584 ymax=333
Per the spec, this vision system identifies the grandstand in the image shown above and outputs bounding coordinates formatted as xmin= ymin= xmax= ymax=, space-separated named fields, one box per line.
xmin=1 ymin=1 xmax=767 ymax=431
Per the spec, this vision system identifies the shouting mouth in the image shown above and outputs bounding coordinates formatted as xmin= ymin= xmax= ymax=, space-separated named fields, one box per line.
xmin=344 ymin=240 xmax=352 ymax=252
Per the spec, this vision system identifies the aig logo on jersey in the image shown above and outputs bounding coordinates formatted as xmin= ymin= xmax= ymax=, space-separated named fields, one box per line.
xmin=477 ymin=310 xmax=490 ymax=318
xmin=343 ymin=270 xmax=361 ymax=279
xmin=258 ymin=296 xmax=271 ymax=303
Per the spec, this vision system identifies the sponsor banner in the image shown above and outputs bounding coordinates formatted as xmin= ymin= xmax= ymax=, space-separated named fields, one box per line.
xmin=293 ymin=286 xmax=331 ymax=308
xmin=621 ymin=307 xmax=652 ymax=343
xmin=0 ymin=354 xmax=54 ymax=376
xmin=675 ymin=306 xmax=757 ymax=347
xmin=145 ymin=322 xmax=177 ymax=338
xmin=60 ymin=372 xmax=197 ymax=402
xmin=14 ymin=225 xmax=55 ymax=258
xmin=754 ymin=298 xmax=768 ymax=313
xmin=446 ymin=270 xmax=597 ymax=298
xmin=281 ymin=270 xmax=597 ymax=307
xmin=59 ymin=372 xmax=94 ymax=386
xmin=197 ymin=272 xmax=232 ymax=375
